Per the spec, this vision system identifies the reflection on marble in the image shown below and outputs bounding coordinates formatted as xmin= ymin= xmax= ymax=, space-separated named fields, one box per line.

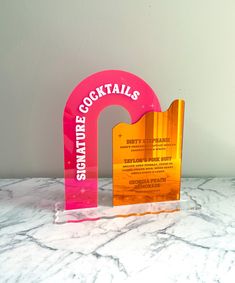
xmin=0 ymin=178 xmax=235 ymax=282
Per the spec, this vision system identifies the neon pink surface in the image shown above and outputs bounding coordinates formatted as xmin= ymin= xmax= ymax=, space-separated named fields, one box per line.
xmin=63 ymin=70 xmax=161 ymax=210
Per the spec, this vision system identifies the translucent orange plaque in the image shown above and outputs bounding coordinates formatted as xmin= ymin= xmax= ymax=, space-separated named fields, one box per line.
xmin=113 ymin=99 xmax=184 ymax=206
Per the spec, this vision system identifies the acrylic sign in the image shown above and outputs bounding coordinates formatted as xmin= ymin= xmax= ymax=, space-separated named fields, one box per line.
xmin=63 ymin=70 xmax=161 ymax=210
xmin=113 ymin=99 xmax=184 ymax=206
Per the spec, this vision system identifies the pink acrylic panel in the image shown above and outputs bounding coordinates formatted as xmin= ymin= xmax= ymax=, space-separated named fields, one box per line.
xmin=63 ymin=70 xmax=161 ymax=210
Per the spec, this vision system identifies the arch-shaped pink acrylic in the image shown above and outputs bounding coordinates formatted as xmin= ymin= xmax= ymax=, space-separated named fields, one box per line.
xmin=63 ymin=70 xmax=161 ymax=210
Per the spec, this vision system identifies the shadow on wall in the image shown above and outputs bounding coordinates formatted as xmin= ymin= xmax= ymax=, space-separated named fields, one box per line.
xmin=183 ymin=117 xmax=235 ymax=177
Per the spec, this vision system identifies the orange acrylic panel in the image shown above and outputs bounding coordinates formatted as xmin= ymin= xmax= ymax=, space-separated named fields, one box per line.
xmin=113 ymin=99 xmax=185 ymax=206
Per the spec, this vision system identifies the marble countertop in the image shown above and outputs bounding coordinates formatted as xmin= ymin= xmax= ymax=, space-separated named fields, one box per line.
xmin=0 ymin=178 xmax=235 ymax=283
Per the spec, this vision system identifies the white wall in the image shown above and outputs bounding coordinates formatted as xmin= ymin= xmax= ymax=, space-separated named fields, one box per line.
xmin=0 ymin=0 xmax=235 ymax=178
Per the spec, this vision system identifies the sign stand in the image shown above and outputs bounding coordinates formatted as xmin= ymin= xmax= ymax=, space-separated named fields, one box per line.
xmin=55 ymin=70 xmax=196 ymax=223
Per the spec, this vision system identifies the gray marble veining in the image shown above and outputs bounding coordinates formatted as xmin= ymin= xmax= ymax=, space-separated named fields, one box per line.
xmin=0 ymin=178 xmax=235 ymax=282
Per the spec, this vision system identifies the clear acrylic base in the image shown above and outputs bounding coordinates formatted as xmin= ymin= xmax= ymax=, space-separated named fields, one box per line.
xmin=54 ymin=189 xmax=200 ymax=224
